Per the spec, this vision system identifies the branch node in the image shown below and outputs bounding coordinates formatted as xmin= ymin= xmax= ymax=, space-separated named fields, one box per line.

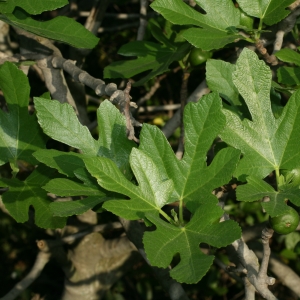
xmin=95 ymin=83 xmax=106 ymax=96
xmin=105 ymin=83 xmax=118 ymax=95
xmin=267 ymin=277 xmax=276 ymax=285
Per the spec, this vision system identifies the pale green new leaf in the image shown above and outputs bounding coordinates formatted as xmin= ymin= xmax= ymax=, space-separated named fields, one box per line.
xmin=143 ymin=203 xmax=241 ymax=283
xmin=220 ymin=48 xmax=300 ymax=180
xmin=0 ymin=165 xmax=66 ymax=228
xmin=0 ymin=8 xmax=99 ymax=49
xmin=0 ymin=61 xmax=46 ymax=171
xmin=0 ymin=0 xmax=68 ymax=14
xmin=139 ymin=93 xmax=241 ymax=212
xmin=104 ymin=41 xmax=190 ymax=86
xmin=151 ymin=0 xmax=242 ymax=50
xmin=84 ymin=148 xmax=174 ymax=220
xmin=236 ymin=0 xmax=294 ymax=25
xmin=34 ymin=99 xmax=135 ymax=178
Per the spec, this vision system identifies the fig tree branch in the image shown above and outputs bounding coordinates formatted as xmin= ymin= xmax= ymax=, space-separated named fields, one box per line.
xmin=137 ymin=0 xmax=148 ymax=41
xmin=51 ymin=56 xmax=141 ymax=129
xmin=0 ymin=251 xmax=51 ymax=300
xmin=272 ymin=5 xmax=300 ymax=55
xmin=255 ymin=249 xmax=300 ymax=296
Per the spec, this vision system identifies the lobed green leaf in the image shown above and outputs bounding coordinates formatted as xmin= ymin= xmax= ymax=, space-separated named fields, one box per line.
xmin=151 ymin=0 xmax=242 ymax=50
xmin=0 ymin=165 xmax=66 ymax=228
xmin=143 ymin=203 xmax=241 ymax=283
xmin=220 ymin=48 xmax=300 ymax=215
xmin=34 ymin=99 xmax=135 ymax=178
xmin=85 ymin=148 xmax=174 ymax=220
xmin=236 ymin=0 xmax=294 ymax=25
xmin=237 ymin=177 xmax=291 ymax=216
xmin=221 ymin=48 xmax=300 ymax=180
xmin=104 ymin=41 xmax=190 ymax=86
xmin=139 ymin=93 xmax=241 ymax=212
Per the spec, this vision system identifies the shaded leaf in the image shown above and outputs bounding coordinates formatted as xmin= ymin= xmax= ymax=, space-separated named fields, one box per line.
xmin=0 ymin=0 xmax=68 ymax=15
xmin=237 ymin=177 xmax=291 ymax=216
xmin=237 ymin=176 xmax=300 ymax=217
xmin=206 ymin=59 xmax=250 ymax=118
xmin=0 ymin=165 xmax=66 ymax=228
xmin=148 ymin=18 xmax=175 ymax=48
xmin=0 ymin=8 xmax=99 ymax=49
xmin=0 ymin=61 xmax=46 ymax=172
xmin=275 ymin=48 xmax=300 ymax=66
xmin=43 ymin=178 xmax=106 ymax=197
xmin=73 ymin=168 xmax=101 ymax=188
xmin=104 ymin=41 xmax=190 ymax=86
xmin=206 ymin=60 xmax=239 ymax=106
xmin=277 ymin=66 xmax=300 ymax=86
xmin=143 ymin=203 xmax=241 ymax=283
xmin=33 ymin=150 xmax=85 ymax=177
xmin=151 ymin=0 xmax=243 ymax=50
xmin=49 ymin=196 xmax=108 ymax=217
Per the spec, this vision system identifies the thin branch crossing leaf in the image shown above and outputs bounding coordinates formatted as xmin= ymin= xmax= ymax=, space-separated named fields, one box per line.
xmin=143 ymin=203 xmax=241 ymax=283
